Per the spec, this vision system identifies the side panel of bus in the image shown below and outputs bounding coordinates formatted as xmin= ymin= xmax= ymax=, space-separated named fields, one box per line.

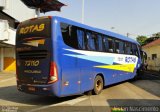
xmin=54 ymin=18 xmax=142 ymax=96
xmin=55 ymin=21 xmax=81 ymax=96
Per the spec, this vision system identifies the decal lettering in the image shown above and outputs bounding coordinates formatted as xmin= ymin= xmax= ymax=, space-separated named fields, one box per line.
xmin=24 ymin=70 xmax=41 ymax=74
xmin=125 ymin=57 xmax=136 ymax=63
xmin=25 ymin=60 xmax=39 ymax=66
xmin=118 ymin=57 xmax=123 ymax=62
xmin=19 ymin=24 xmax=45 ymax=34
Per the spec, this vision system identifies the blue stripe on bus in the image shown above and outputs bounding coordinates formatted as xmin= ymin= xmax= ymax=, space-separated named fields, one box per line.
xmin=64 ymin=54 xmax=114 ymax=65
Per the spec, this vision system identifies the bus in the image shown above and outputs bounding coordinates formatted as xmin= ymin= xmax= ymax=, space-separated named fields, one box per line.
xmin=16 ymin=16 xmax=144 ymax=97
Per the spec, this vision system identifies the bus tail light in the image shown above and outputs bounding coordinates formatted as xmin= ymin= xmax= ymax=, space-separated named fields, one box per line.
xmin=48 ymin=16 xmax=52 ymax=19
xmin=48 ymin=62 xmax=58 ymax=84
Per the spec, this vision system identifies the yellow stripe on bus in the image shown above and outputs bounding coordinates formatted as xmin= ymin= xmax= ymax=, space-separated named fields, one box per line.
xmin=94 ymin=64 xmax=135 ymax=73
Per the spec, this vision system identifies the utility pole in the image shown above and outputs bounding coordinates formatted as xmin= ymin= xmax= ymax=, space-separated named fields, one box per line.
xmin=127 ymin=33 xmax=130 ymax=37
xmin=36 ymin=8 xmax=40 ymax=17
xmin=82 ymin=0 xmax=84 ymax=23
xmin=111 ymin=27 xmax=115 ymax=30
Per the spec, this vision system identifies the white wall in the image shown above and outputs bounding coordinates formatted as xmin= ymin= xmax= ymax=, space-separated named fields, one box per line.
xmin=0 ymin=20 xmax=16 ymax=45
xmin=1 ymin=0 xmax=36 ymax=46
xmin=3 ymin=0 xmax=36 ymax=22
xmin=3 ymin=28 xmax=16 ymax=45
xmin=143 ymin=45 xmax=160 ymax=71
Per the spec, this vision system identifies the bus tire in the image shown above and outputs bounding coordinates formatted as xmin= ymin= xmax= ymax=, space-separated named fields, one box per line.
xmin=133 ymin=69 xmax=141 ymax=80
xmin=93 ymin=75 xmax=103 ymax=95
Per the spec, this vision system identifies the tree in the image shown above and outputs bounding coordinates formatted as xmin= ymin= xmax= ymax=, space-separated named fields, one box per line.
xmin=136 ymin=35 xmax=148 ymax=45
xmin=145 ymin=32 xmax=160 ymax=44
xmin=152 ymin=32 xmax=160 ymax=38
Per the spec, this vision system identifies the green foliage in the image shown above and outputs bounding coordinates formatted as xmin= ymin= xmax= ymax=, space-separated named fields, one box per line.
xmin=136 ymin=32 xmax=160 ymax=46
xmin=145 ymin=32 xmax=160 ymax=45
xmin=152 ymin=32 xmax=160 ymax=38
xmin=136 ymin=35 xmax=147 ymax=45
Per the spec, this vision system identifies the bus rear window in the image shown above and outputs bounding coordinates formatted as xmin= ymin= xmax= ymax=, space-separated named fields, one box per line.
xmin=16 ymin=17 xmax=51 ymax=40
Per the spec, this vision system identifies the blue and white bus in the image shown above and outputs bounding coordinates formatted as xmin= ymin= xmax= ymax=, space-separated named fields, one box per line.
xmin=16 ymin=16 xmax=143 ymax=97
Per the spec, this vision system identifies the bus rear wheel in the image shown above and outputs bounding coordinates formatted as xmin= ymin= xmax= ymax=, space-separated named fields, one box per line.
xmin=93 ymin=75 xmax=103 ymax=95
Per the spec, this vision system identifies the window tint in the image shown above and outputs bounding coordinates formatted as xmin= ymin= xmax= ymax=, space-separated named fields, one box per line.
xmin=115 ymin=40 xmax=124 ymax=54
xmin=125 ymin=42 xmax=131 ymax=54
xmin=97 ymin=34 xmax=103 ymax=51
xmin=132 ymin=44 xmax=139 ymax=57
xmin=61 ymin=22 xmax=138 ymax=55
xmin=119 ymin=41 xmax=125 ymax=54
xmin=103 ymin=36 xmax=109 ymax=52
xmin=77 ymin=29 xmax=85 ymax=49
xmin=86 ymin=32 xmax=97 ymax=51
xmin=92 ymin=34 xmax=98 ymax=50
xmin=61 ymin=23 xmax=78 ymax=49
xmin=108 ymin=38 xmax=114 ymax=53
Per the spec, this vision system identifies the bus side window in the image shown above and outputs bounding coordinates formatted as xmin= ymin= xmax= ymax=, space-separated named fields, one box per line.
xmin=70 ymin=26 xmax=78 ymax=49
xmin=103 ymin=36 xmax=109 ymax=52
xmin=125 ymin=42 xmax=131 ymax=54
xmin=77 ymin=29 xmax=85 ymax=50
xmin=108 ymin=38 xmax=114 ymax=53
xmin=92 ymin=33 xmax=99 ymax=51
xmin=115 ymin=40 xmax=120 ymax=53
xmin=86 ymin=32 xmax=96 ymax=51
xmin=132 ymin=44 xmax=139 ymax=57
xmin=115 ymin=40 xmax=124 ymax=54
xmin=61 ymin=23 xmax=78 ymax=49
xmin=119 ymin=41 xmax=125 ymax=54
xmin=97 ymin=34 xmax=103 ymax=51
xmin=61 ymin=23 xmax=70 ymax=45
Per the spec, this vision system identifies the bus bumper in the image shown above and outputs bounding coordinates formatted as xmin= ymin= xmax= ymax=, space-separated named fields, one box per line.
xmin=17 ymin=83 xmax=59 ymax=97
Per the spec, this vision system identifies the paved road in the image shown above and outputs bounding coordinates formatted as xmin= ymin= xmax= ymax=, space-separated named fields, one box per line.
xmin=0 ymin=72 xmax=160 ymax=112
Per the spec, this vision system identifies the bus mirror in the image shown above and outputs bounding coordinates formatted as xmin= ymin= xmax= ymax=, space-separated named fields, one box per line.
xmin=141 ymin=50 xmax=147 ymax=61
xmin=144 ymin=51 xmax=147 ymax=60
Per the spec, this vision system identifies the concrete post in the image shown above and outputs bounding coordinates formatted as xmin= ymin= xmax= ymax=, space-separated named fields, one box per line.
xmin=0 ymin=48 xmax=4 ymax=71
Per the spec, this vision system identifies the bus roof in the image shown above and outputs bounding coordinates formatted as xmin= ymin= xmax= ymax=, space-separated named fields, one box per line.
xmin=53 ymin=16 xmax=139 ymax=45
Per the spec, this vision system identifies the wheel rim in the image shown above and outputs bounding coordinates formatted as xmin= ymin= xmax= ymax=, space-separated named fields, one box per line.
xmin=96 ymin=79 xmax=102 ymax=92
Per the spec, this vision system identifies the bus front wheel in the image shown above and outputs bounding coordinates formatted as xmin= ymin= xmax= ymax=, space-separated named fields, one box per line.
xmin=93 ymin=75 xmax=103 ymax=95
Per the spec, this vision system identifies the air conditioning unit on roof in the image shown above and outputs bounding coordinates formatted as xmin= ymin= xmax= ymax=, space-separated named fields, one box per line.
xmin=0 ymin=0 xmax=6 ymax=8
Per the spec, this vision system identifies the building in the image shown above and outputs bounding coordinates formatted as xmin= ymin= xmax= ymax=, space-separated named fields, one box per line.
xmin=142 ymin=39 xmax=160 ymax=71
xmin=0 ymin=0 xmax=36 ymax=71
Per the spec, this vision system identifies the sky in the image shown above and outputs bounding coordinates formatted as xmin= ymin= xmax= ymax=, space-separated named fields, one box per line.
xmin=41 ymin=0 xmax=160 ymax=39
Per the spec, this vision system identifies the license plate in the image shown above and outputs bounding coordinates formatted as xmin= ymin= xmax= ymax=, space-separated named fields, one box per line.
xmin=28 ymin=87 xmax=36 ymax=91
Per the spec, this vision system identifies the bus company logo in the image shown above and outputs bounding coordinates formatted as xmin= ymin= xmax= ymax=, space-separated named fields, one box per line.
xmin=23 ymin=39 xmax=45 ymax=47
xmin=19 ymin=23 xmax=45 ymax=34
xmin=125 ymin=57 xmax=136 ymax=63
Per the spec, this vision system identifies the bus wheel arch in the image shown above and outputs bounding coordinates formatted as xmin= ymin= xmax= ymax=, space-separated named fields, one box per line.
xmin=93 ymin=74 xmax=104 ymax=95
